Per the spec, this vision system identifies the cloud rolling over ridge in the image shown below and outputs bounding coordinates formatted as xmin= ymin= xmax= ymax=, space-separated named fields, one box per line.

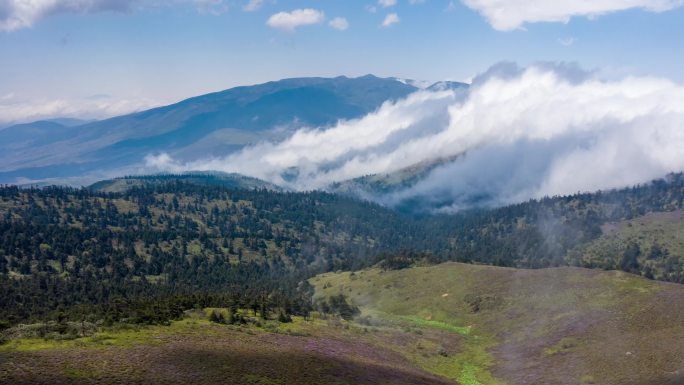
xmin=146 ymin=64 xmax=684 ymax=212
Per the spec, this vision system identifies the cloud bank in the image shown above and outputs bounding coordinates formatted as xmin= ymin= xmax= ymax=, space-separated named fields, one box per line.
xmin=146 ymin=63 xmax=684 ymax=212
xmin=0 ymin=94 xmax=161 ymax=125
xmin=462 ymin=0 xmax=684 ymax=31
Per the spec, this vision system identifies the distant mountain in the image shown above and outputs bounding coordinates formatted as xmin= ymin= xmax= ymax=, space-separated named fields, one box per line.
xmin=0 ymin=118 xmax=93 ymax=148
xmin=0 ymin=75 xmax=418 ymax=184
xmin=44 ymin=117 xmax=96 ymax=127
xmin=0 ymin=120 xmax=81 ymax=152
xmin=427 ymin=80 xmax=470 ymax=92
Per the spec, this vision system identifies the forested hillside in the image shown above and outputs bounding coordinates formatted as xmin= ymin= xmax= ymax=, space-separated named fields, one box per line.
xmin=1 ymin=173 xmax=684 ymax=327
xmin=0 ymin=182 xmax=435 ymax=326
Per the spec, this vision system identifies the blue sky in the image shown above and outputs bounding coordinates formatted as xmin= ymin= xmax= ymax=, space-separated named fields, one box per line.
xmin=1 ymin=0 xmax=683 ymax=124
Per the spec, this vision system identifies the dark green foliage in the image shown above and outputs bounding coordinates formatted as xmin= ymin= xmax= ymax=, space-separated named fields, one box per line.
xmin=377 ymin=250 xmax=435 ymax=270
xmin=318 ymin=294 xmax=360 ymax=321
xmin=1 ymin=172 xmax=684 ymax=326
xmin=278 ymin=311 xmax=292 ymax=323
xmin=209 ymin=310 xmax=225 ymax=324
xmin=0 ymin=182 xmax=402 ymax=325
xmin=620 ymin=242 xmax=642 ymax=274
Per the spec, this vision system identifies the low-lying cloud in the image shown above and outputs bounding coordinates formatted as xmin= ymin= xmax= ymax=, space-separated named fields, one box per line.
xmin=146 ymin=63 xmax=684 ymax=212
xmin=0 ymin=94 xmax=161 ymax=125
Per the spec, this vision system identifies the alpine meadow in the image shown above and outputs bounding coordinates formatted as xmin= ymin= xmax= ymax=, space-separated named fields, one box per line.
xmin=1 ymin=1 xmax=684 ymax=384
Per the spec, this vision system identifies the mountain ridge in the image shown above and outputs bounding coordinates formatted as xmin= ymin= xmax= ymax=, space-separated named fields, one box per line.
xmin=0 ymin=75 xmax=422 ymax=184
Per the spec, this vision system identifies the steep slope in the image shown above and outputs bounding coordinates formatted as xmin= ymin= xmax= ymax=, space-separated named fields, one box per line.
xmin=0 ymin=75 xmax=417 ymax=184
xmin=313 ymin=263 xmax=684 ymax=385
xmin=327 ymin=154 xmax=462 ymax=199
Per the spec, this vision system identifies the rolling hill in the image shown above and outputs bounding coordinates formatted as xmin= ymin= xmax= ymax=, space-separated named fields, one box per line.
xmin=2 ymin=262 xmax=682 ymax=385
xmin=313 ymin=262 xmax=684 ymax=385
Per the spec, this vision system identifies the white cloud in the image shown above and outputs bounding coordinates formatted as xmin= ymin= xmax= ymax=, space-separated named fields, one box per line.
xmin=0 ymin=94 xmax=162 ymax=125
xmin=243 ymin=0 xmax=263 ymax=12
xmin=266 ymin=8 xmax=325 ymax=32
xmin=381 ymin=13 xmax=400 ymax=27
xmin=462 ymin=0 xmax=684 ymax=31
xmin=379 ymin=0 xmax=397 ymax=7
xmin=328 ymin=17 xmax=349 ymax=30
xmin=145 ymin=64 xmax=684 ymax=212
xmin=0 ymin=0 xmax=143 ymax=32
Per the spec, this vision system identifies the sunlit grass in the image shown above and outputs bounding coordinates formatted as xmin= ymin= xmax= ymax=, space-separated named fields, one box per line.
xmin=398 ymin=315 xmax=472 ymax=335
xmin=0 ymin=318 xmax=219 ymax=352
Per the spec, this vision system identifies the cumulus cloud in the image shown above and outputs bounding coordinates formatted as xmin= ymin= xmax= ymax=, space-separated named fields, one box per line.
xmin=0 ymin=94 xmax=161 ymax=125
xmin=266 ymin=8 xmax=325 ymax=32
xmin=328 ymin=17 xmax=349 ymax=30
xmin=381 ymin=13 xmax=400 ymax=27
xmin=144 ymin=63 xmax=684 ymax=212
xmin=378 ymin=0 xmax=397 ymax=7
xmin=462 ymin=0 xmax=684 ymax=31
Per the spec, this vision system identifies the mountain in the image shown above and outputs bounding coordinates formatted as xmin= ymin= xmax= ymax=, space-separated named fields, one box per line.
xmin=44 ymin=118 xmax=96 ymax=127
xmin=427 ymin=80 xmax=470 ymax=92
xmin=0 ymin=75 xmax=418 ymax=185
xmin=0 ymin=120 xmax=81 ymax=151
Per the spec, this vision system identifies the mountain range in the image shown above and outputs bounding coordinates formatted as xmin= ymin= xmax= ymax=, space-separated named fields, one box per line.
xmin=0 ymin=76 xmax=467 ymax=186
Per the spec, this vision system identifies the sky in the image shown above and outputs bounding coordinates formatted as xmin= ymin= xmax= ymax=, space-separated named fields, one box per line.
xmin=1 ymin=0 xmax=684 ymax=124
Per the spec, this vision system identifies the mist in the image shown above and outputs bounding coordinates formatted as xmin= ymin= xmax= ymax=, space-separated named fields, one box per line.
xmin=145 ymin=63 xmax=684 ymax=212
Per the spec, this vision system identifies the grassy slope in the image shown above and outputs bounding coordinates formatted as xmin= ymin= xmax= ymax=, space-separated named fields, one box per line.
xmin=3 ymin=263 xmax=684 ymax=385
xmin=0 ymin=311 xmax=458 ymax=385
xmin=311 ymin=263 xmax=684 ymax=385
